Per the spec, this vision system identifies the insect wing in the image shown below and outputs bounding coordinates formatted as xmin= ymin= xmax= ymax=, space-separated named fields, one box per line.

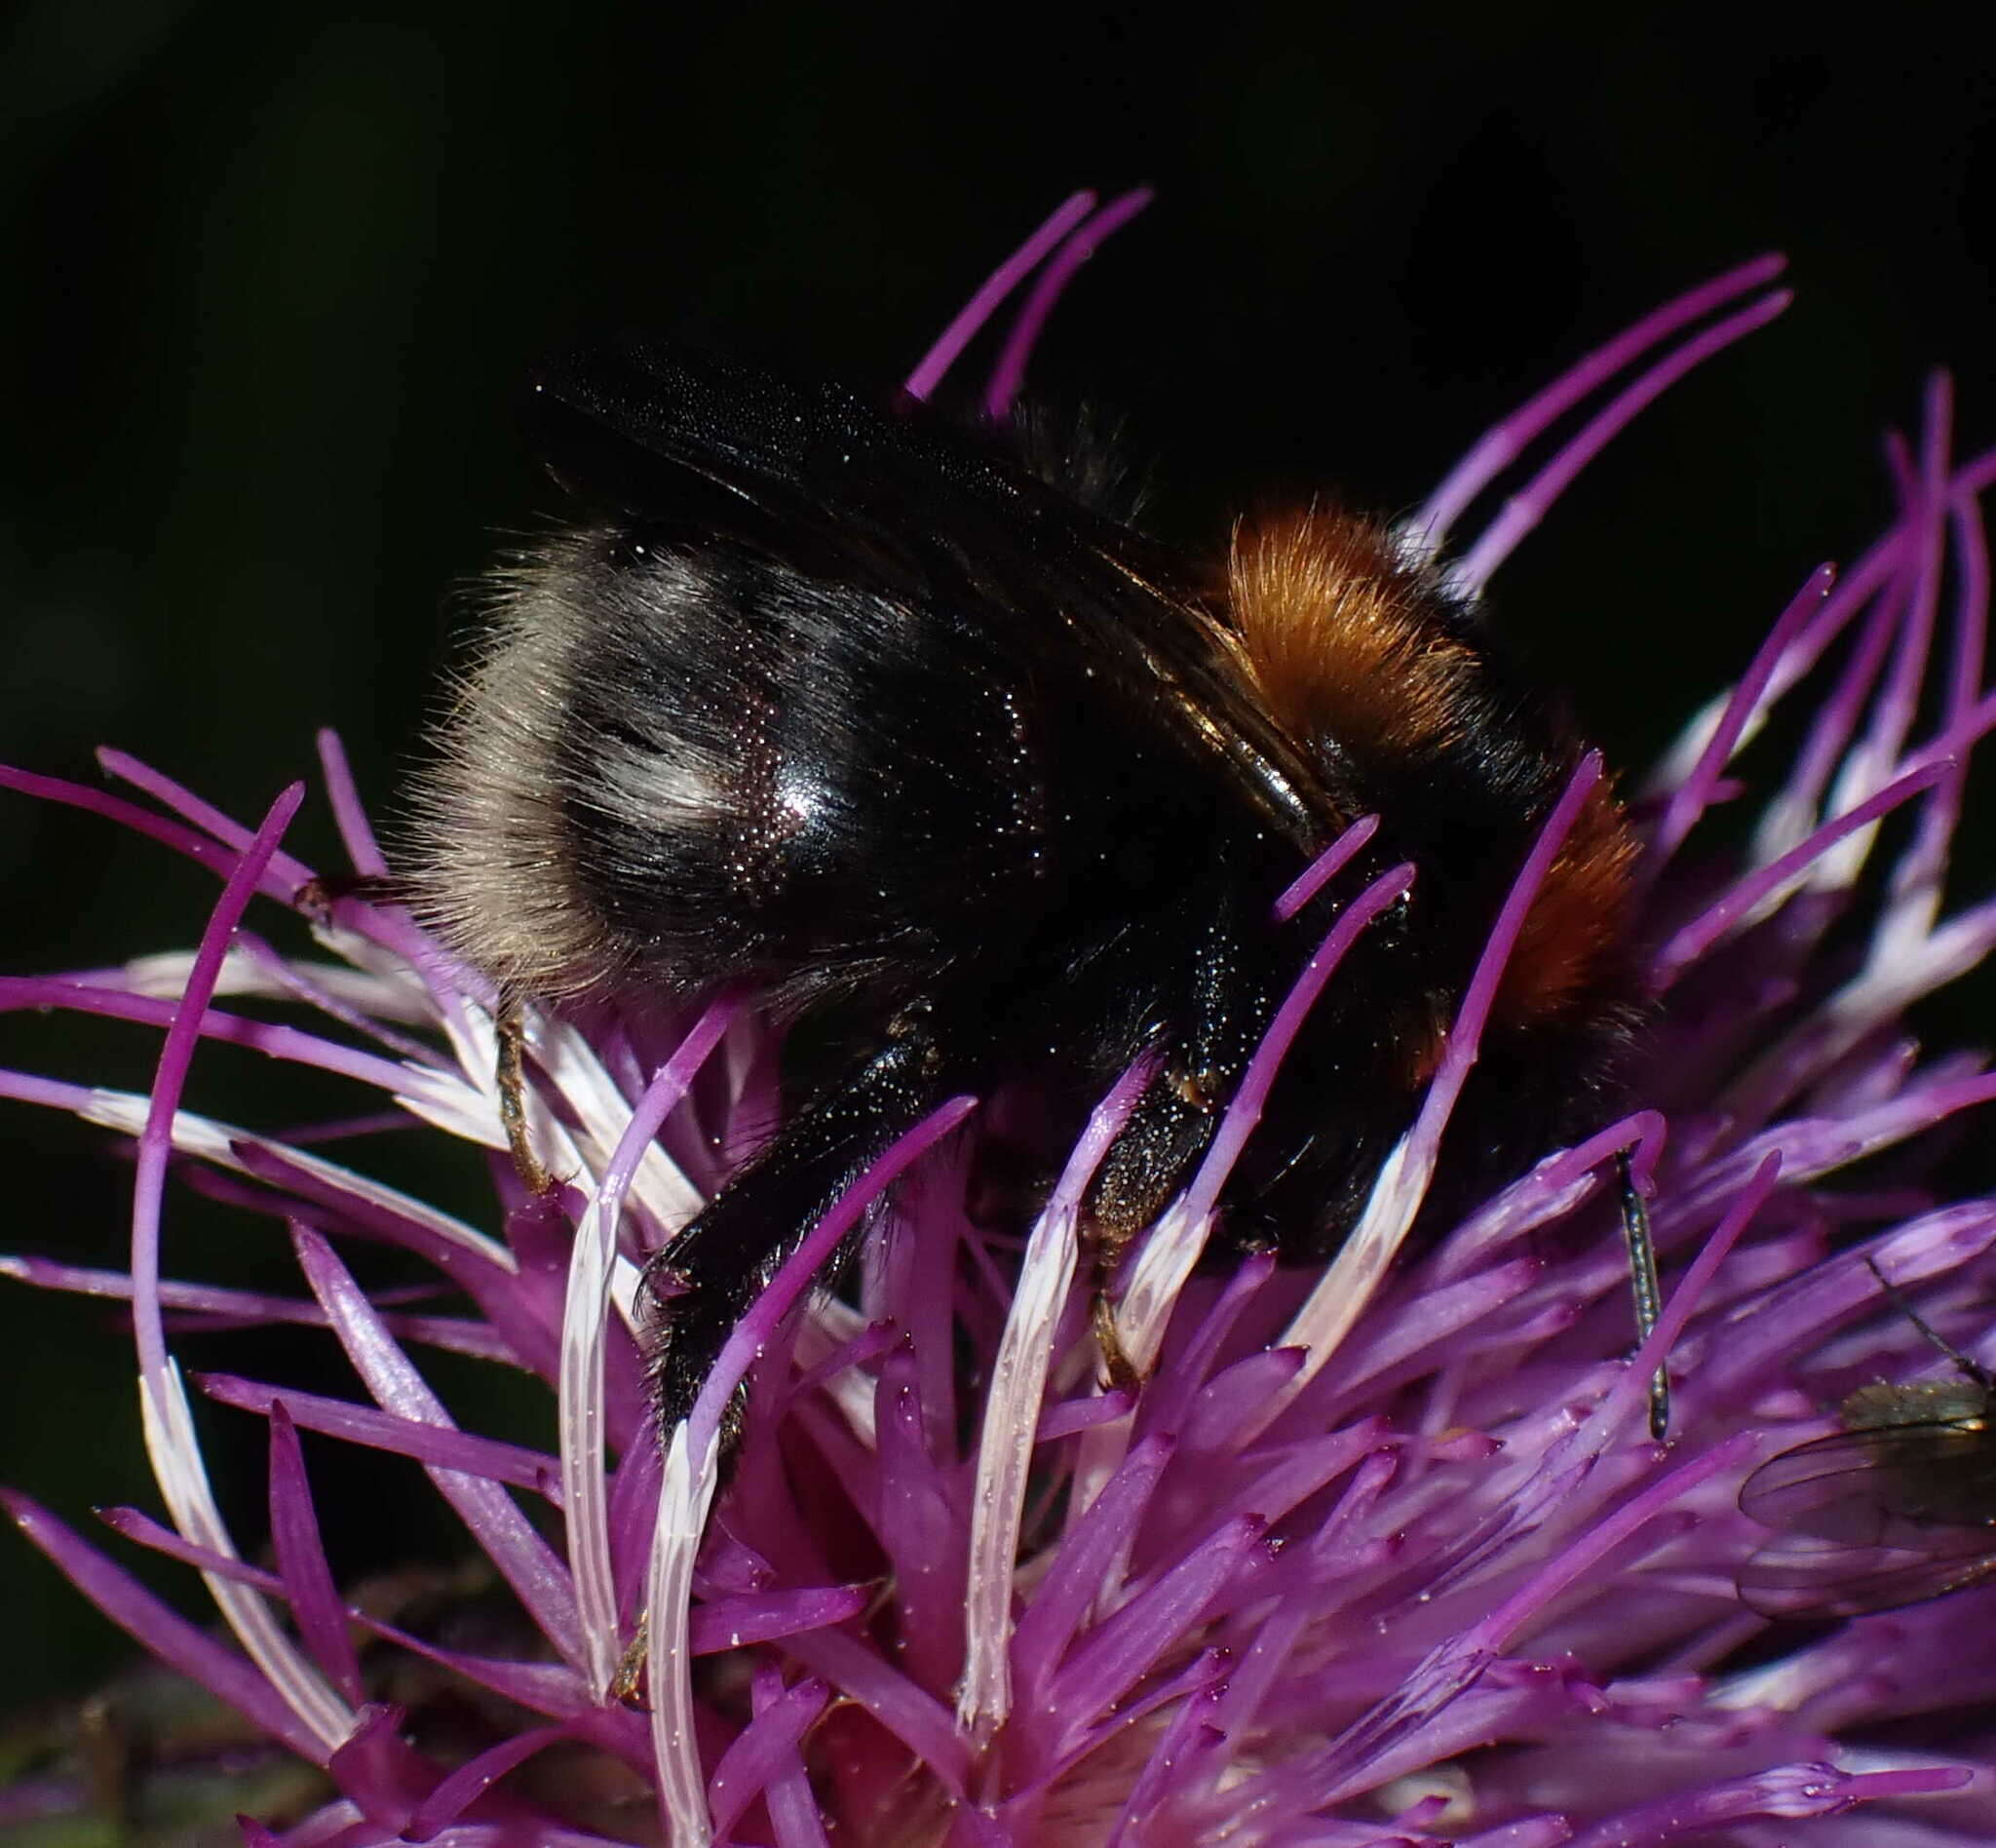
xmin=1739 ymin=1421 xmax=1996 ymax=1618
xmin=528 ymin=338 xmax=963 ymax=587
xmin=525 ymin=336 xmax=1337 ymax=851
xmin=1742 ymin=1421 xmax=1996 ymax=1542
xmin=1738 ymin=1532 xmax=1996 ymax=1619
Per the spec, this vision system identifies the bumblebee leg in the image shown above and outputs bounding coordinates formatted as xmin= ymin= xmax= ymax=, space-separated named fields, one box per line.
xmin=293 ymin=869 xmax=401 ymax=918
xmin=495 ymin=999 xmax=555 ymax=1194
xmin=1082 ymin=895 xmax=1277 ymax=1389
xmin=1090 ymin=1288 xmax=1142 ymax=1394
xmin=1083 ymin=1068 xmax=1225 ymax=1391
xmin=1617 ymin=1151 xmax=1670 ymax=1439
xmin=609 ymin=1610 xmax=651 ymax=1708
xmin=643 ymin=1027 xmax=946 ymax=1455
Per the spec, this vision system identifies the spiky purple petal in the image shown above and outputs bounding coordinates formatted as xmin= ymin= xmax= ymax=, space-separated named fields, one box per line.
xmin=6 ymin=214 xmax=1996 ymax=1847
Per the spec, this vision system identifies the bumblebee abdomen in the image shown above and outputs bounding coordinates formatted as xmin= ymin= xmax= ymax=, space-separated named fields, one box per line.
xmin=408 ymin=525 xmax=1073 ymax=1008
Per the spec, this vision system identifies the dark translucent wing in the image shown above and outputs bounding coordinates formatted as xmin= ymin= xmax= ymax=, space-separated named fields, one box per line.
xmin=1738 ymin=1531 xmax=1996 ymax=1619
xmin=1740 ymin=1420 xmax=1996 ymax=1618
xmin=524 ymin=336 xmax=1338 ymax=853
xmin=527 ymin=340 xmax=964 ymax=590
xmin=1742 ymin=1423 xmax=1996 ymax=1544
xmin=1740 ymin=1432 xmax=1889 ymax=1545
xmin=1881 ymin=1434 xmax=1996 ymax=1527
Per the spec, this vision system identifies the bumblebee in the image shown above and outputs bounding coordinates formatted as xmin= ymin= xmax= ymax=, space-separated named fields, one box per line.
xmin=408 ymin=336 xmax=1643 ymax=1441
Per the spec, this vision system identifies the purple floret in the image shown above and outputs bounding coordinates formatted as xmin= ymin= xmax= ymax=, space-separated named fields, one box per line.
xmin=7 ymin=197 xmax=1996 ymax=1846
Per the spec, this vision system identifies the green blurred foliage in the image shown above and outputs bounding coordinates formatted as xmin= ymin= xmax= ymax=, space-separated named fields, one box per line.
xmin=1 ymin=0 xmax=1991 ymax=1724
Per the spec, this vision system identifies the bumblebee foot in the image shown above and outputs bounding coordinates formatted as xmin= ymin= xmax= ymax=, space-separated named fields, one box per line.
xmin=294 ymin=869 xmax=400 ymax=921
xmin=609 ymin=1612 xmax=650 ymax=1708
xmin=497 ymin=1001 xmax=555 ymax=1194
xmin=1092 ymin=1289 xmax=1142 ymax=1396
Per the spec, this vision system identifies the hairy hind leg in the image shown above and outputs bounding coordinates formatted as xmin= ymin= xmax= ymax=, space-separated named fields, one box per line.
xmin=641 ymin=1026 xmax=946 ymax=1454
xmin=1083 ymin=1063 xmax=1227 ymax=1391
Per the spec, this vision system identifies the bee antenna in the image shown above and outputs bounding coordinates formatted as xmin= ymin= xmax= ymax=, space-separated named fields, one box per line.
xmin=1616 ymin=1149 xmax=1670 ymax=1439
xmin=1864 ymin=1255 xmax=1995 ymax=1389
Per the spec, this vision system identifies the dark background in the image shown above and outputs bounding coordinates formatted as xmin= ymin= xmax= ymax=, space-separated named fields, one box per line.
xmin=3 ymin=7 xmax=1992 ymax=1712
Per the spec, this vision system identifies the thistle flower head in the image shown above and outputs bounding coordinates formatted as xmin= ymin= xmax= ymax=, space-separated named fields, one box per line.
xmin=7 ymin=193 xmax=1996 ymax=1846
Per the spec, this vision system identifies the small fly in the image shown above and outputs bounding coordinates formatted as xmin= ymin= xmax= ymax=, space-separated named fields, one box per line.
xmin=1739 ymin=1258 xmax=1996 ymax=1618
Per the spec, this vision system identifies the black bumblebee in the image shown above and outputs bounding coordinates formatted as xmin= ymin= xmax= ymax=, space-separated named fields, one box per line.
xmin=407 ymin=336 xmax=1643 ymax=1442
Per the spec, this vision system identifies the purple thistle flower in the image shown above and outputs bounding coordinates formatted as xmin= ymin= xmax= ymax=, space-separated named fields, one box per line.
xmin=8 ymin=190 xmax=1996 ymax=1844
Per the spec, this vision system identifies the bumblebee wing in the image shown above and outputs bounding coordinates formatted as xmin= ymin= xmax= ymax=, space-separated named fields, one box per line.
xmin=526 ymin=336 xmax=1337 ymax=851
xmin=527 ymin=338 xmax=948 ymax=586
